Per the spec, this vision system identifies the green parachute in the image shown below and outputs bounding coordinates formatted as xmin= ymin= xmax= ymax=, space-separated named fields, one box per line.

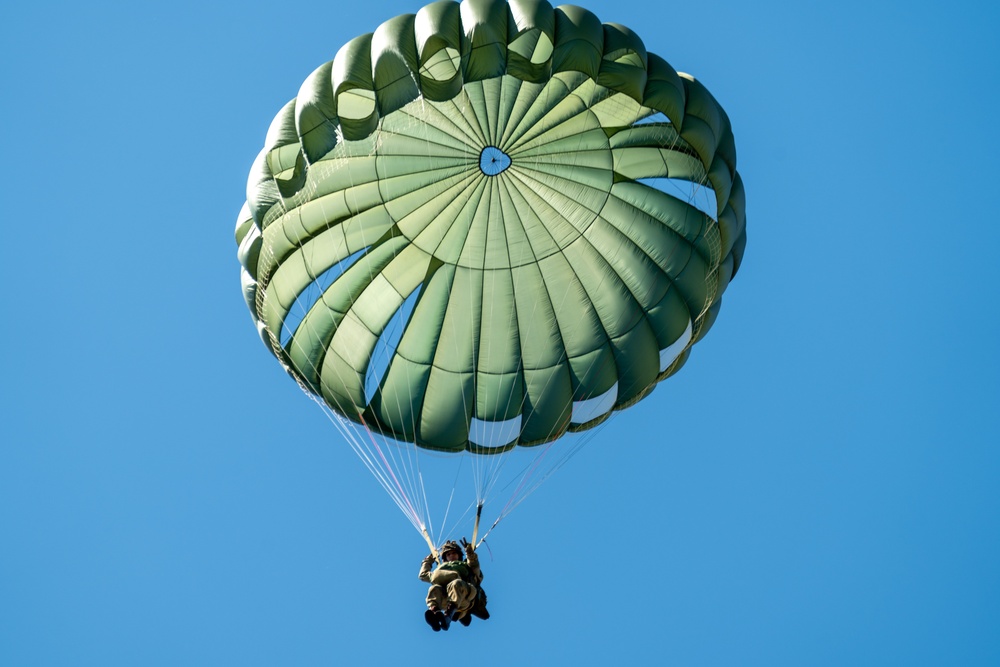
xmin=235 ymin=0 xmax=745 ymax=545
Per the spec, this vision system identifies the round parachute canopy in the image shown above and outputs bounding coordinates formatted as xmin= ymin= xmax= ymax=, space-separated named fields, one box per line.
xmin=236 ymin=0 xmax=746 ymax=457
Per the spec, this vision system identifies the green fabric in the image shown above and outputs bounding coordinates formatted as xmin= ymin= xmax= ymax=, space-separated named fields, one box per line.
xmin=437 ymin=561 xmax=473 ymax=580
xmin=235 ymin=0 xmax=746 ymax=454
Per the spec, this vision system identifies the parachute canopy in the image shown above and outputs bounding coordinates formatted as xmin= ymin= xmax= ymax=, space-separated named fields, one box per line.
xmin=235 ymin=0 xmax=745 ymax=458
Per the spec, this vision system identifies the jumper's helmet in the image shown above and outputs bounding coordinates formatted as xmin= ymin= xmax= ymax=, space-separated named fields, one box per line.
xmin=440 ymin=541 xmax=463 ymax=560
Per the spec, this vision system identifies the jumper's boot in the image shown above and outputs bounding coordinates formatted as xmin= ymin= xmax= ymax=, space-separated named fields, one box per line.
xmin=471 ymin=588 xmax=490 ymax=620
xmin=440 ymin=604 xmax=456 ymax=631
xmin=471 ymin=600 xmax=490 ymax=620
xmin=458 ymin=612 xmax=472 ymax=627
xmin=424 ymin=608 xmax=442 ymax=632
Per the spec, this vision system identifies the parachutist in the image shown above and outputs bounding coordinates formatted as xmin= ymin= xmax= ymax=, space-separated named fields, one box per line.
xmin=420 ymin=539 xmax=489 ymax=631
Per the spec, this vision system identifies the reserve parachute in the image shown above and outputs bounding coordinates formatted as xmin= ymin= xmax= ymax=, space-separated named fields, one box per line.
xmin=235 ymin=0 xmax=746 ymax=550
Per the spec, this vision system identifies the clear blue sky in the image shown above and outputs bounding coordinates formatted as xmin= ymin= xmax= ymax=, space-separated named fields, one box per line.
xmin=3 ymin=1 xmax=998 ymax=665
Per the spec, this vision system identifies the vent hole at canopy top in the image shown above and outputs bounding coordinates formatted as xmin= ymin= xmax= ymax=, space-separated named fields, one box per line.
xmin=479 ymin=146 xmax=511 ymax=176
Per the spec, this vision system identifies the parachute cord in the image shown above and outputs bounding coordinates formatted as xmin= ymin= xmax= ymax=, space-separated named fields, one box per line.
xmin=480 ymin=539 xmax=493 ymax=562
xmin=471 ymin=452 xmax=545 ymax=548
xmin=494 ymin=442 xmax=553 ymax=525
xmin=357 ymin=412 xmax=423 ymax=530
xmin=476 ymin=517 xmax=501 ymax=548
xmin=419 ymin=472 xmax=435 ymax=544
xmin=310 ymin=397 xmax=421 ymax=529
xmin=476 ymin=416 xmax=615 ymax=548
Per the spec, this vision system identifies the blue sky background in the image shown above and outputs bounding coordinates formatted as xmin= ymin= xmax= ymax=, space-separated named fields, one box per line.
xmin=3 ymin=1 xmax=998 ymax=665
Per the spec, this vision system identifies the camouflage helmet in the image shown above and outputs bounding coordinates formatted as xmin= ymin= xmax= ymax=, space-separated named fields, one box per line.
xmin=440 ymin=540 xmax=463 ymax=560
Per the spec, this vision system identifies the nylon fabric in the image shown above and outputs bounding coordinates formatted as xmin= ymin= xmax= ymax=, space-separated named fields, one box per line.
xmin=235 ymin=0 xmax=746 ymax=455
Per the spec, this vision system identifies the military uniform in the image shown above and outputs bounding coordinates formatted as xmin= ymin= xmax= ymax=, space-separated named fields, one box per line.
xmin=419 ymin=548 xmax=482 ymax=619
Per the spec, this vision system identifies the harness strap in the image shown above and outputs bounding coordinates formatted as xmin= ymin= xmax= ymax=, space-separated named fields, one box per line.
xmin=421 ymin=527 xmax=440 ymax=564
xmin=471 ymin=502 xmax=484 ymax=548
